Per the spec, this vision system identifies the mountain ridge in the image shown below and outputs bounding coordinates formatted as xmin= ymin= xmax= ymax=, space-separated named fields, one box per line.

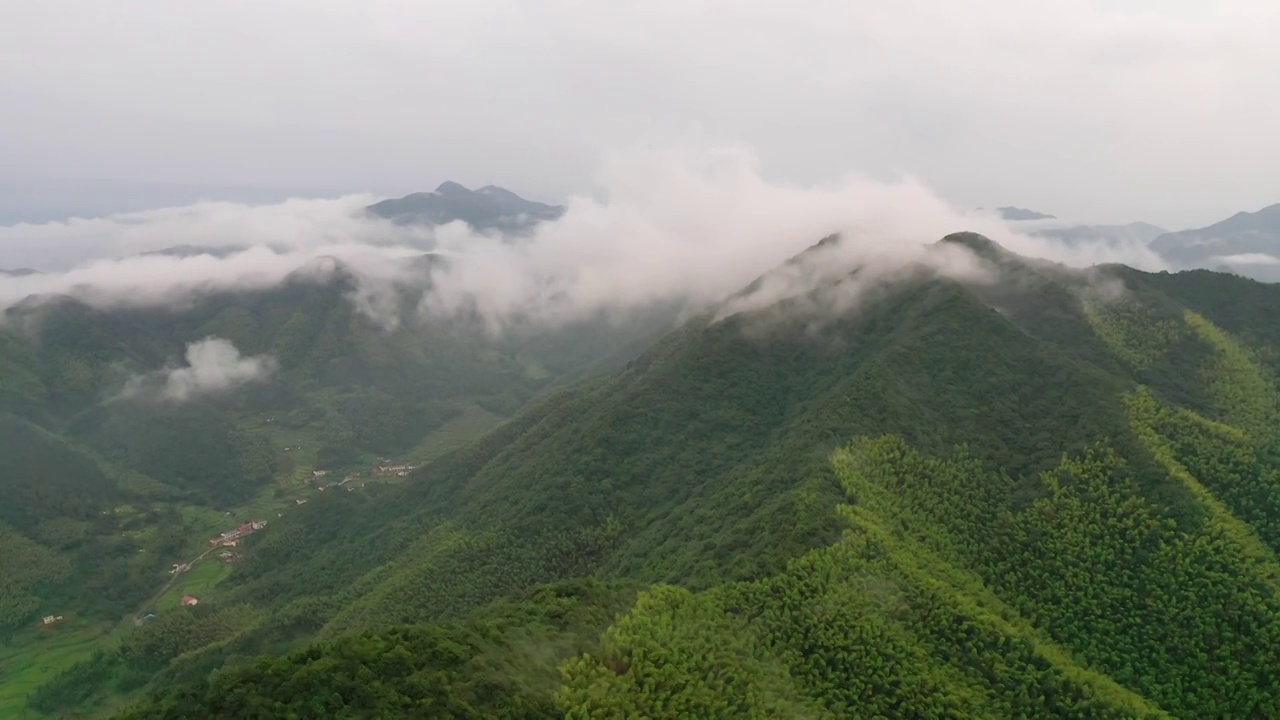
xmin=10 ymin=231 xmax=1280 ymax=718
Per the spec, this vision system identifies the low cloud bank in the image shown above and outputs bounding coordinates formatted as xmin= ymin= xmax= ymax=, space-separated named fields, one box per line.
xmin=1217 ymin=252 xmax=1280 ymax=266
xmin=0 ymin=146 xmax=1169 ymax=331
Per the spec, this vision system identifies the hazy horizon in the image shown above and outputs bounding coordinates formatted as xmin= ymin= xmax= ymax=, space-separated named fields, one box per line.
xmin=3 ymin=1 xmax=1279 ymax=232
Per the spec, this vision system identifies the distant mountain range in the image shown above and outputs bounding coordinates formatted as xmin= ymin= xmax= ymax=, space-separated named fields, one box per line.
xmin=0 ymin=268 xmax=39 ymax=277
xmin=1149 ymin=203 xmax=1280 ymax=281
xmin=995 ymin=202 xmax=1280 ymax=282
xmin=1034 ymin=221 xmax=1167 ymax=246
xmin=365 ymin=181 xmax=565 ymax=234
xmin=994 ymin=207 xmax=1167 ymax=248
xmin=136 ymin=244 xmax=256 ymax=259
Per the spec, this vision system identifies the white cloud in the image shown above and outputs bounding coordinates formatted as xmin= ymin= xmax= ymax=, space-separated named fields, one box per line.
xmin=0 ymin=194 xmax=420 ymax=271
xmin=418 ymin=145 xmax=1169 ymax=330
xmin=1217 ymin=253 xmax=1280 ymax=266
xmin=122 ymin=337 xmax=278 ymax=402
xmin=1 ymin=145 xmax=1169 ymax=333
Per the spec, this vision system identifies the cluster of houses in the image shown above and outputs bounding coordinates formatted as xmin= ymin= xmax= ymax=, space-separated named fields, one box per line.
xmin=307 ymin=461 xmax=421 ymax=493
xmin=127 ymin=461 xmax=426 ymax=630
xmin=38 ymin=614 xmax=65 ymax=629
xmin=206 ymin=519 xmax=268 ymax=548
xmin=372 ymin=461 xmax=420 ymax=478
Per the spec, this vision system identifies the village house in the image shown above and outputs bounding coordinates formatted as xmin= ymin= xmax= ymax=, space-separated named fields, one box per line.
xmin=181 ymin=595 xmax=199 ymax=607
xmin=205 ymin=519 xmax=268 ymax=548
xmin=38 ymin=614 xmax=65 ymax=629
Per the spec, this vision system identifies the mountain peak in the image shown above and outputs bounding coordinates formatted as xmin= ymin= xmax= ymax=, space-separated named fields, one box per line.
xmin=435 ymin=181 xmax=471 ymax=195
xmin=367 ymin=182 xmax=566 ymax=234
xmin=937 ymin=231 xmax=1010 ymax=261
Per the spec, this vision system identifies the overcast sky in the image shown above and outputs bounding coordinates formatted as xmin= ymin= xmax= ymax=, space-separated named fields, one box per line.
xmin=2 ymin=0 xmax=1278 ymax=229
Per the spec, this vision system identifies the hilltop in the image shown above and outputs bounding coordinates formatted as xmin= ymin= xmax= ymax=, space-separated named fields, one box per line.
xmin=22 ymin=229 xmax=1271 ymax=718
xmin=365 ymin=181 xmax=566 ymax=233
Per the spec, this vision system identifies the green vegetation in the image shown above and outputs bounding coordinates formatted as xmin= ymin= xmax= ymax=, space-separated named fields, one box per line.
xmin=0 ymin=266 xmax=662 ymax=716
xmin=0 ymin=619 xmax=124 ymax=719
xmin=10 ymin=237 xmax=1280 ymax=717
xmin=112 ymin=579 xmax=635 ymax=720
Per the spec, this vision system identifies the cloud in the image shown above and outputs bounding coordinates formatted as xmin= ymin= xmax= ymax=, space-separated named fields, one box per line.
xmin=1216 ymin=253 xmax=1280 ymax=266
xmin=122 ymin=337 xmax=278 ymax=402
xmin=0 ymin=194 xmax=421 ymax=270
xmin=418 ymin=145 xmax=1169 ymax=331
xmin=0 ymin=196 xmax=430 ymax=329
xmin=1 ymin=145 xmax=1169 ymax=334
xmin=0 ymin=242 xmax=425 ymax=331
xmin=710 ymin=234 xmax=999 ymax=325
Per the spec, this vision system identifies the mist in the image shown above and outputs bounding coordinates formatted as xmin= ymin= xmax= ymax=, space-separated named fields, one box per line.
xmin=0 ymin=146 xmax=1170 ymax=330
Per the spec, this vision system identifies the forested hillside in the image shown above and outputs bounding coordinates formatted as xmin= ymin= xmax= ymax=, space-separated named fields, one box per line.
xmin=0 ymin=255 xmax=673 ymax=717
xmin=13 ymin=232 xmax=1280 ymax=718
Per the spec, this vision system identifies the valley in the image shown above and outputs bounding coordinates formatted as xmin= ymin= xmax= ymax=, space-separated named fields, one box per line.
xmin=0 ymin=401 xmax=506 ymax=719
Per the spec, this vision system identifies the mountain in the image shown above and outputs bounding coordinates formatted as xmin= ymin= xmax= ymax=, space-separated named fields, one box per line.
xmin=0 ymin=267 xmax=39 ymax=276
xmin=1034 ymin=220 xmax=1166 ymax=246
xmin=996 ymin=206 xmax=1056 ymax=221
xmin=365 ymin=182 xmax=566 ymax=233
xmin=1150 ymin=203 xmax=1280 ymax=280
xmin=27 ymin=231 xmax=1278 ymax=718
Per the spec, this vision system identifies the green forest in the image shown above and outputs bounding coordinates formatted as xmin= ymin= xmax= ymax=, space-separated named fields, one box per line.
xmin=6 ymin=234 xmax=1280 ymax=718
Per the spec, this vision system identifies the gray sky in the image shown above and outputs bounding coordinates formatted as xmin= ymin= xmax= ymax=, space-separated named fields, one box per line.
xmin=2 ymin=0 xmax=1278 ymax=228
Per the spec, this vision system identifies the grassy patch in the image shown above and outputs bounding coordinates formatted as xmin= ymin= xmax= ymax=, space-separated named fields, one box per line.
xmin=0 ymin=619 xmax=122 ymax=718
